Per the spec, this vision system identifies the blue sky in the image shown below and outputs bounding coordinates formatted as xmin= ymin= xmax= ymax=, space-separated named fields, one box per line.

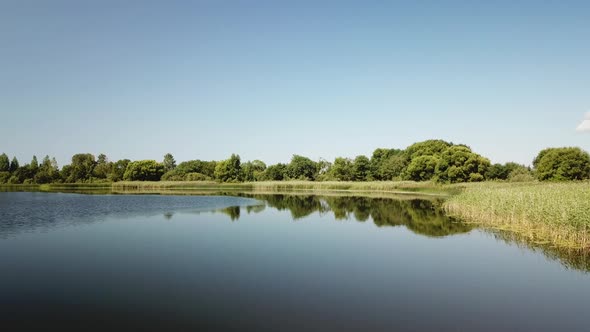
xmin=1 ymin=1 xmax=589 ymax=167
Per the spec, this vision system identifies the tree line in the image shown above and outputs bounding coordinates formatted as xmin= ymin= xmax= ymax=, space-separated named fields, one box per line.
xmin=1 ymin=139 xmax=589 ymax=184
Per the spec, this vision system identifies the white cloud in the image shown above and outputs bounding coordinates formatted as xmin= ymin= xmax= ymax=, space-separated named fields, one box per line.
xmin=577 ymin=112 xmax=590 ymax=132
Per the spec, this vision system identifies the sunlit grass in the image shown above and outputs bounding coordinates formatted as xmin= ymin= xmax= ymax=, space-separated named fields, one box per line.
xmin=444 ymin=181 xmax=590 ymax=250
xmin=110 ymin=180 xmax=453 ymax=195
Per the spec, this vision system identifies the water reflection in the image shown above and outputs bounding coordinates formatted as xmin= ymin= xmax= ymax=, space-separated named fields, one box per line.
xmin=1 ymin=189 xmax=588 ymax=272
xmin=486 ymin=229 xmax=590 ymax=272
xmin=215 ymin=194 xmax=473 ymax=238
xmin=213 ymin=194 xmax=590 ymax=272
xmin=219 ymin=206 xmax=241 ymax=221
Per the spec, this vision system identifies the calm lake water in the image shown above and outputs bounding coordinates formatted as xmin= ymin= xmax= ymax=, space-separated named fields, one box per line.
xmin=1 ymin=191 xmax=589 ymax=331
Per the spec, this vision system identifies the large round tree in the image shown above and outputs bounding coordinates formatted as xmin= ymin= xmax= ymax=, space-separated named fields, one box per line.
xmin=533 ymin=147 xmax=590 ymax=181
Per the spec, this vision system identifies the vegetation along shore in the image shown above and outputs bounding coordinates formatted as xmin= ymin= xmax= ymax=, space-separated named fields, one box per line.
xmin=2 ymin=139 xmax=590 ymax=250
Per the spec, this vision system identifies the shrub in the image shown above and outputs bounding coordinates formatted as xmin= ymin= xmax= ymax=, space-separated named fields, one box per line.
xmin=184 ymin=172 xmax=212 ymax=181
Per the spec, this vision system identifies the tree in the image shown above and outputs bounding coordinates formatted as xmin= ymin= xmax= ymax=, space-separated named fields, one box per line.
xmin=241 ymin=160 xmax=266 ymax=182
xmin=34 ymin=155 xmax=59 ymax=184
xmin=370 ymin=148 xmax=403 ymax=180
xmin=405 ymin=139 xmax=452 ymax=159
xmin=0 ymin=171 xmax=9 ymax=184
xmin=263 ymin=163 xmax=287 ymax=181
xmin=214 ymin=154 xmax=242 ymax=182
xmin=123 ymin=160 xmax=165 ymax=181
xmin=286 ymin=155 xmax=317 ymax=180
xmin=331 ymin=157 xmax=353 ymax=181
xmin=486 ymin=162 xmax=529 ymax=181
xmin=533 ymin=147 xmax=590 ymax=181
xmin=352 ymin=155 xmax=371 ymax=181
xmin=162 ymin=159 xmax=217 ymax=181
xmin=434 ymin=146 xmax=490 ymax=183
xmin=93 ymin=154 xmax=111 ymax=179
xmin=67 ymin=153 xmax=96 ymax=183
xmin=379 ymin=154 xmax=409 ymax=180
xmin=404 ymin=155 xmax=439 ymax=181
xmin=163 ymin=153 xmax=176 ymax=172
xmin=0 ymin=153 xmax=9 ymax=172
xmin=9 ymin=157 xmax=19 ymax=173
xmin=30 ymin=155 xmax=38 ymax=171
xmin=486 ymin=163 xmax=509 ymax=180
xmin=315 ymin=158 xmax=332 ymax=181
xmin=109 ymin=159 xmax=130 ymax=182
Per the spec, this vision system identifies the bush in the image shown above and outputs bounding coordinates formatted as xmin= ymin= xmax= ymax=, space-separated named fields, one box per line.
xmin=508 ymin=168 xmax=535 ymax=182
xmin=469 ymin=173 xmax=485 ymax=182
xmin=123 ymin=160 xmax=165 ymax=181
xmin=161 ymin=169 xmax=185 ymax=181
xmin=184 ymin=173 xmax=212 ymax=181
xmin=0 ymin=171 xmax=10 ymax=184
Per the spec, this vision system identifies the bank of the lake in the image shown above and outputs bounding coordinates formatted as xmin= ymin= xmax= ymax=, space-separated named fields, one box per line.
xmin=110 ymin=180 xmax=456 ymax=196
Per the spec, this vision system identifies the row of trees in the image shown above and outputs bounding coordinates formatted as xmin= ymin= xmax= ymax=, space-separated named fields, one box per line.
xmin=1 ymin=140 xmax=589 ymax=184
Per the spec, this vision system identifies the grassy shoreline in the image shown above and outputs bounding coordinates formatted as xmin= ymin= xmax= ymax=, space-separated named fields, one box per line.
xmin=110 ymin=180 xmax=455 ymax=196
xmin=444 ymin=182 xmax=590 ymax=250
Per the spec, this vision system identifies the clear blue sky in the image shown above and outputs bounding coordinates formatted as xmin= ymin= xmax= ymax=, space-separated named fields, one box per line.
xmin=1 ymin=0 xmax=589 ymax=167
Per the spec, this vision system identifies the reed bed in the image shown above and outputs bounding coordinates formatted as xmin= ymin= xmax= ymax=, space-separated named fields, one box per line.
xmin=444 ymin=182 xmax=590 ymax=250
xmin=110 ymin=180 xmax=451 ymax=195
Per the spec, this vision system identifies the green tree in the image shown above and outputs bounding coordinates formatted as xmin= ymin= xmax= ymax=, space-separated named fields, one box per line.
xmin=9 ymin=157 xmax=19 ymax=173
xmin=67 ymin=153 xmax=96 ymax=183
xmin=30 ymin=155 xmax=38 ymax=172
xmin=60 ymin=165 xmax=72 ymax=182
xmin=370 ymin=148 xmax=403 ymax=180
xmin=331 ymin=157 xmax=353 ymax=181
xmin=486 ymin=163 xmax=509 ymax=180
xmin=0 ymin=171 xmax=10 ymax=184
xmin=379 ymin=154 xmax=409 ymax=180
xmin=163 ymin=153 xmax=176 ymax=172
xmin=287 ymin=155 xmax=317 ymax=180
xmin=315 ymin=158 xmax=332 ymax=181
xmin=93 ymin=154 xmax=111 ymax=179
xmin=162 ymin=160 xmax=217 ymax=181
xmin=123 ymin=160 xmax=165 ymax=181
xmin=109 ymin=159 xmax=130 ymax=182
xmin=487 ymin=162 xmax=530 ymax=181
xmin=405 ymin=139 xmax=452 ymax=159
xmin=263 ymin=163 xmax=287 ymax=181
xmin=242 ymin=160 xmax=266 ymax=181
xmin=352 ymin=155 xmax=371 ymax=181
xmin=0 ymin=153 xmax=9 ymax=172
xmin=404 ymin=155 xmax=439 ymax=181
xmin=434 ymin=146 xmax=490 ymax=183
xmin=34 ymin=155 xmax=59 ymax=184
xmin=533 ymin=147 xmax=590 ymax=181
xmin=214 ymin=154 xmax=242 ymax=182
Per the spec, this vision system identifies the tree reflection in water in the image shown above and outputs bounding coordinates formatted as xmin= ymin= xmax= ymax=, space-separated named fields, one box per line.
xmin=217 ymin=194 xmax=474 ymax=237
xmin=214 ymin=194 xmax=590 ymax=272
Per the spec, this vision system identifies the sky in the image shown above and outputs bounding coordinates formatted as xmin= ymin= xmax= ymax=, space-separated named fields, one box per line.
xmin=1 ymin=0 xmax=589 ymax=167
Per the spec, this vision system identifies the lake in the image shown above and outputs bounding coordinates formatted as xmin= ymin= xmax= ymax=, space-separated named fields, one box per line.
xmin=1 ymin=191 xmax=589 ymax=331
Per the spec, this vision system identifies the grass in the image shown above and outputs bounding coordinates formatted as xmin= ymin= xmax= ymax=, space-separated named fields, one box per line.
xmin=110 ymin=180 xmax=455 ymax=196
xmin=444 ymin=182 xmax=590 ymax=250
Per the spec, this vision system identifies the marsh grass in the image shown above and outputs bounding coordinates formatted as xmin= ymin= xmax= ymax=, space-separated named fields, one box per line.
xmin=444 ymin=182 xmax=590 ymax=250
xmin=110 ymin=180 xmax=453 ymax=196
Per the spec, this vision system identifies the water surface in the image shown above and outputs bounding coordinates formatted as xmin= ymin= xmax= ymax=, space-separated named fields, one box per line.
xmin=0 ymin=192 xmax=588 ymax=331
